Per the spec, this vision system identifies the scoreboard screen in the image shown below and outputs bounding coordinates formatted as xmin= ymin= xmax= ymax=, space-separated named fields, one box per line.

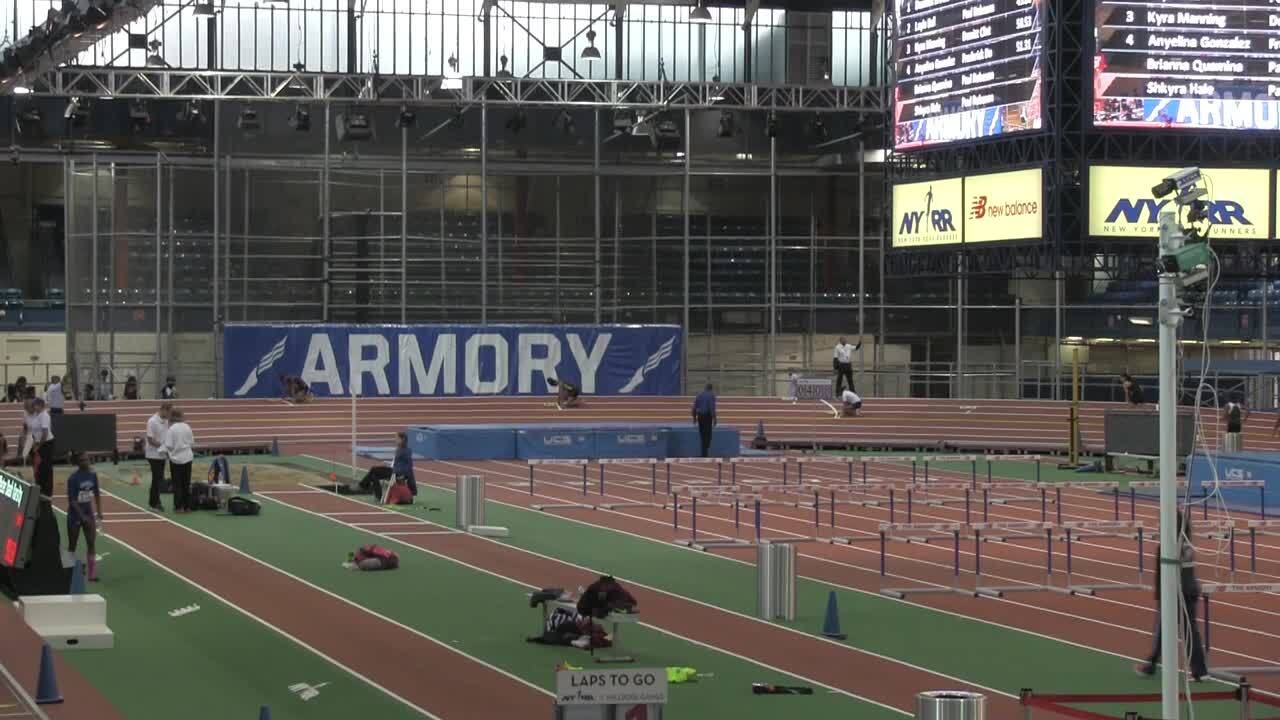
xmin=0 ymin=470 xmax=40 ymax=568
xmin=893 ymin=0 xmax=1045 ymax=149
xmin=1094 ymin=1 xmax=1280 ymax=130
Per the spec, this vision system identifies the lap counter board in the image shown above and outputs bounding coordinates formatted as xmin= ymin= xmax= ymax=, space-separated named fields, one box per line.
xmin=1094 ymin=0 xmax=1280 ymax=130
xmin=0 ymin=469 xmax=40 ymax=568
xmin=894 ymin=0 xmax=1044 ymax=149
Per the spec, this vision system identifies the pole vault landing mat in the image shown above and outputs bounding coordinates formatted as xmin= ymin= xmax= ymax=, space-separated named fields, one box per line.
xmin=407 ymin=423 xmax=740 ymax=461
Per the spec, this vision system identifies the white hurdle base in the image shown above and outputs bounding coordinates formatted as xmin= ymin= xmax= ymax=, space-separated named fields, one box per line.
xmin=1208 ymin=667 xmax=1280 ymax=684
xmin=673 ymin=539 xmax=756 ymax=552
xmin=531 ymin=503 xmax=595 ymax=511
xmin=19 ymin=594 xmax=114 ymax=650
xmin=974 ymin=584 xmax=1046 ymax=598
xmin=880 ymin=587 xmax=972 ymax=599
xmin=468 ymin=525 xmax=510 ymax=538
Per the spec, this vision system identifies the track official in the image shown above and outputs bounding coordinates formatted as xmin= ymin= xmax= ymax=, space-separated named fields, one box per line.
xmin=692 ymin=383 xmax=717 ymax=457
xmin=145 ymin=403 xmax=171 ymax=511
xmin=833 ymin=337 xmax=861 ymax=397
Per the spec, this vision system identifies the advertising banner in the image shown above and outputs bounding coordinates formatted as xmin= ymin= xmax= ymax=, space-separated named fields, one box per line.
xmin=891 ymin=177 xmax=964 ymax=248
xmin=224 ymin=324 xmax=682 ymax=398
xmin=964 ymin=167 xmax=1043 ymax=244
xmin=1088 ymin=166 xmax=1271 ymax=239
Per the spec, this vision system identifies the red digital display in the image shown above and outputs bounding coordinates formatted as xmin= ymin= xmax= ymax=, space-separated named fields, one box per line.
xmin=2 ymin=538 xmax=16 ymax=566
xmin=0 ymin=471 xmax=39 ymax=569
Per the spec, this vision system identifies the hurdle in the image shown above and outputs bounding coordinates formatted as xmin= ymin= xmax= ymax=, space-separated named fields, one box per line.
xmin=1126 ymin=479 xmax=1267 ymax=520
xmin=526 ymin=458 xmax=591 ymax=496
xmin=877 ymin=522 xmax=973 ymax=599
xmin=1203 ymin=583 xmax=1280 ymax=657
xmin=970 ymin=521 xmax=1056 ymax=597
xmin=1056 ymin=520 xmax=1148 ymax=595
xmin=596 ymin=458 xmax=662 ymax=501
xmin=1019 ymin=481 xmax=1122 ymax=523
xmin=1243 ymin=519 xmax=1280 ymax=575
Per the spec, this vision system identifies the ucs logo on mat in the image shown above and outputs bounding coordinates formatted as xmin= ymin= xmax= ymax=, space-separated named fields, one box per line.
xmin=228 ymin=325 xmax=682 ymax=397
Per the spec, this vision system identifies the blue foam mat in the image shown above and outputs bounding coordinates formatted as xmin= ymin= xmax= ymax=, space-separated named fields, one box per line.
xmin=407 ymin=422 xmax=740 ymax=461
xmin=1187 ymin=450 xmax=1279 ymax=516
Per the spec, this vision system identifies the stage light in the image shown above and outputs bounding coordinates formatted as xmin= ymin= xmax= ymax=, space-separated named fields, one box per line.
xmin=238 ymin=106 xmax=261 ymax=132
xmin=717 ymin=111 xmax=734 ymax=138
xmin=689 ymin=2 xmax=711 ymax=23
xmin=289 ymin=104 xmax=311 ymax=132
xmin=581 ymin=29 xmax=601 ymax=61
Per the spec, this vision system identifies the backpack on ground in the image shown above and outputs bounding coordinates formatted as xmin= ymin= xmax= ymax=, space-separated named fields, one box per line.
xmin=353 ymin=544 xmax=399 ymax=571
xmin=227 ymin=496 xmax=261 ymax=516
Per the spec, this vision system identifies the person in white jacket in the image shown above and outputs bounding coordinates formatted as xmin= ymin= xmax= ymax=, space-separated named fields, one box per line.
xmin=162 ymin=408 xmax=196 ymax=513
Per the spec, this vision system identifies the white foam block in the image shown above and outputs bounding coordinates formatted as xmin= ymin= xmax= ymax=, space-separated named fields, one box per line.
xmin=468 ymin=525 xmax=510 ymax=538
xmin=19 ymin=594 xmax=114 ymax=650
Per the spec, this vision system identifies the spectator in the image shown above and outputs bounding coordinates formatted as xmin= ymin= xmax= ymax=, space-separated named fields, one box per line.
xmin=83 ymin=382 xmax=96 ymax=401
xmin=162 ymin=408 xmax=195 ymax=513
xmin=161 ymin=375 xmax=178 ymax=400
xmin=27 ymin=398 xmax=55 ymax=498
xmin=97 ymin=369 xmax=114 ymax=400
xmin=832 ymin=337 xmax=861 ymax=397
xmin=691 ymin=383 xmax=717 ymax=457
xmin=145 ymin=403 xmax=172 ymax=512
xmin=123 ymin=375 xmax=139 ymax=400
xmin=1121 ymin=373 xmax=1146 ymax=406
xmin=13 ymin=377 xmax=29 ymax=402
xmin=45 ymin=375 xmax=64 ymax=415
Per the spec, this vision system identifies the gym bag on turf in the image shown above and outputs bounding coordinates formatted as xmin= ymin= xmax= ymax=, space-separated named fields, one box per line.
xmin=227 ymin=496 xmax=261 ymax=516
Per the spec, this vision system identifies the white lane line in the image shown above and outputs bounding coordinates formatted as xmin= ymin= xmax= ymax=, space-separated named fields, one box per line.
xmin=100 ymin=490 xmax=553 ymax=704
xmin=59 ymin=500 xmax=444 ymax=720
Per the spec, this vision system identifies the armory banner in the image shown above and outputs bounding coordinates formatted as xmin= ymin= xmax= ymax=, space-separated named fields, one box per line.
xmin=224 ymin=324 xmax=683 ymax=398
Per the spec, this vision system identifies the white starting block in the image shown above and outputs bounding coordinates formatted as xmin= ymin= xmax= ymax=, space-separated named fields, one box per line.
xmin=18 ymin=594 xmax=114 ymax=650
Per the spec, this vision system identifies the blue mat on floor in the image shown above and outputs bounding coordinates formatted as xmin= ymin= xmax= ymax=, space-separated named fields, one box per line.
xmin=407 ymin=423 xmax=740 ymax=461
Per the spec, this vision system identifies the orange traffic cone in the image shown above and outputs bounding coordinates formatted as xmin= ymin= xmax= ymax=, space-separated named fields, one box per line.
xmin=129 ymin=470 xmax=141 ymax=487
xmin=328 ymin=472 xmax=338 ymax=482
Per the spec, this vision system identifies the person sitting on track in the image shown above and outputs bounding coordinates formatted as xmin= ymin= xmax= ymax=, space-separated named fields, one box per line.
xmin=383 ymin=475 xmax=414 ymax=505
xmin=546 ymin=377 xmax=582 ymax=408
xmin=840 ymin=388 xmax=863 ymax=417
xmin=392 ymin=432 xmax=418 ymax=496
xmin=529 ymin=605 xmax=611 ymax=649
xmin=66 ymin=452 xmax=103 ymax=582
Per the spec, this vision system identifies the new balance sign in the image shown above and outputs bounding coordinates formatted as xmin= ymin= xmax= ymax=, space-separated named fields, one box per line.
xmin=224 ymin=324 xmax=683 ymax=398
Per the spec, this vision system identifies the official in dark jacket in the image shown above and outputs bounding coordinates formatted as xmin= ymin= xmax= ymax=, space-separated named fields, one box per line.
xmin=692 ymin=384 xmax=717 ymax=457
xmin=1135 ymin=512 xmax=1207 ymax=680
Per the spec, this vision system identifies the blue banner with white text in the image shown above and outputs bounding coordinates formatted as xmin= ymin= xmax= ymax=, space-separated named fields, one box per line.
xmin=223 ymin=323 xmax=682 ymax=398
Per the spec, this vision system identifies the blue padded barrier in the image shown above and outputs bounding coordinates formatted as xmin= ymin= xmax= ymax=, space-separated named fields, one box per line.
xmin=516 ymin=428 xmax=598 ymax=460
xmin=594 ymin=429 xmax=669 ymax=459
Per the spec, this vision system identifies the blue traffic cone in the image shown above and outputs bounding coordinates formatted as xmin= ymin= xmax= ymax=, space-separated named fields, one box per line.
xmin=239 ymin=466 xmax=251 ymax=495
xmin=259 ymin=705 xmax=271 ymax=720
xmin=35 ymin=643 xmax=62 ymax=705
xmin=821 ymin=590 xmax=846 ymax=640
xmin=69 ymin=560 xmax=86 ymax=595
xmin=271 ymin=438 xmax=280 ymax=456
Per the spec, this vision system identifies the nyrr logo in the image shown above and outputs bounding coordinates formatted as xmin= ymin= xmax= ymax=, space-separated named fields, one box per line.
xmin=897 ymin=185 xmax=958 ymax=236
xmin=1103 ymin=198 xmax=1254 ymax=233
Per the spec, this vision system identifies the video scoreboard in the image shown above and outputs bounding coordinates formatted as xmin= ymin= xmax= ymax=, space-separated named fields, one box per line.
xmin=1094 ymin=0 xmax=1280 ymax=130
xmin=894 ymin=0 xmax=1044 ymax=149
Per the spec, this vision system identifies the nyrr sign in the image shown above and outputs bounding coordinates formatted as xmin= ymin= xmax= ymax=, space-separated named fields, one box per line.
xmin=555 ymin=669 xmax=668 ymax=706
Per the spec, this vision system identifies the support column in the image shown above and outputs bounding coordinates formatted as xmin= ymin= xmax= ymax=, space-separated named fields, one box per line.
xmin=401 ymin=123 xmax=408 ymax=323
xmin=1054 ymin=270 xmax=1064 ymax=400
xmin=481 ymin=102 xmax=489 ymax=323
xmin=594 ymin=109 xmax=602 ymax=323
xmin=857 ymin=138 xmax=866 ymax=390
xmin=768 ymin=133 xmax=777 ymax=396
xmin=682 ymin=109 xmax=691 ymax=395
xmin=322 ymin=103 xmax=331 ymax=321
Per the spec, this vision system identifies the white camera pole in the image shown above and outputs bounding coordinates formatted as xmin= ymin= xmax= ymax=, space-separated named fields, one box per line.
xmin=1157 ymin=211 xmax=1185 ymax=720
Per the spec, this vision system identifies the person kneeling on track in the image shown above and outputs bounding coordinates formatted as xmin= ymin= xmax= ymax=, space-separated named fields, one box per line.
xmin=577 ymin=575 xmax=638 ymax=619
xmin=348 ymin=544 xmax=399 ymax=571
xmin=547 ymin=378 xmax=582 ymax=408
xmin=383 ymin=476 xmax=414 ymax=506
xmin=357 ymin=465 xmax=393 ymax=498
xmin=66 ymin=452 xmax=103 ymax=582
xmin=841 ymin=389 xmax=863 ymax=417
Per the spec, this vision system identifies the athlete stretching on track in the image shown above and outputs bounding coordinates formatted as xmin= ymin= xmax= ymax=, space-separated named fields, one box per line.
xmin=547 ymin=377 xmax=581 ymax=409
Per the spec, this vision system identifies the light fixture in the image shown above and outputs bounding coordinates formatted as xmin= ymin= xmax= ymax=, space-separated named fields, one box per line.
xmin=553 ymin=110 xmax=575 ymax=135
xmin=1220 ymin=339 xmax=1247 ymax=345
xmin=145 ymin=40 xmax=165 ymax=68
xmin=179 ymin=100 xmax=203 ymax=123
xmin=1092 ymin=337 xmax=1116 ymax=343
xmin=337 ymin=109 xmax=373 ymax=141
xmin=396 ymin=105 xmax=416 ymax=129
xmin=581 ymin=29 xmax=601 ymax=61
xmin=1064 ymin=336 xmax=1084 ymax=342
xmin=505 ymin=109 xmax=526 ymax=133
xmin=765 ymin=112 xmax=778 ymax=138
xmin=447 ymin=53 xmax=459 ymax=72
xmin=193 ymin=2 xmax=215 ymax=19
xmin=810 ymin=115 xmax=828 ymax=142
xmin=12 ymin=85 xmax=31 ymax=95
xmin=717 ymin=111 xmax=734 ymax=138
xmin=449 ymin=108 xmax=464 ymax=129
xmin=128 ymin=101 xmax=151 ymax=132
xmin=238 ymin=106 xmax=261 ymax=132
xmin=1127 ymin=316 xmax=1153 ymax=326
xmin=65 ymin=97 xmax=89 ymax=128
xmin=689 ymin=1 xmax=711 ymax=23
xmin=289 ymin=104 xmax=311 ymax=132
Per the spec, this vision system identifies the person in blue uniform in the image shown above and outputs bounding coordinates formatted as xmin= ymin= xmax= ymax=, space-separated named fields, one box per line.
xmin=392 ymin=432 xmax=417 ymax=496
xmin=691 ymin=383 xmax=717 ymax=457
xmin=66 ymin=452 xmax=103 ymax=582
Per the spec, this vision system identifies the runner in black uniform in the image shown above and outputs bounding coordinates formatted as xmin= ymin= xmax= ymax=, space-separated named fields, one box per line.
xmin=1121 ymin=373 xmax=1146 ymax=406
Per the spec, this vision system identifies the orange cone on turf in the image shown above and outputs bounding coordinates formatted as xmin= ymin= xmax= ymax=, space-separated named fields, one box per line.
xmin=129 ymin=470 xmax=141 ymax=486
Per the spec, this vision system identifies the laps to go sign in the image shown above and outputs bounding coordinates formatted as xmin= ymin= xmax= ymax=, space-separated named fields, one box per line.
xmin=556 ymin=669 xmax=669 ymax=706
